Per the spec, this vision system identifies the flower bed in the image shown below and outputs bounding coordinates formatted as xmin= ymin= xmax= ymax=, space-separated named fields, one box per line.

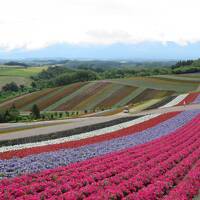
xmin=0 ymin=92 xmax=200 ymax=199
xmin=0 ymin=114 xmax=159 ymax=153
xmin=0 ymin=113 xmax=200 ymax=199
xmin=0 ymin=110 xmax=199 ymax=178
xmin=160 ymin=93 xmax=188 ymax=108
xmin=143 ymin=95 xmax=176 ymax=111
xmin=0 ymin=116 xmax=142 ymax=147
xmin=177 ymin=92 xmax=200 ymax=105
xmin=0 ymin=112 xmax=179 ymax=160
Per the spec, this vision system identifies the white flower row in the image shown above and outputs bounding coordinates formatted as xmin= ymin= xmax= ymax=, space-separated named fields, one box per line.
xmin=160 ymin=93 xmax=188 ymax=108
xmin=0 ymin=94 xmax=189 ymax=153
xmin=0 ymin=114 xmax=160 ymax=153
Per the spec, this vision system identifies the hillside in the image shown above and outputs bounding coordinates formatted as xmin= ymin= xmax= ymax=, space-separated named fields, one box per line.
xmin=0 ymin=66 xmax=47 ymax=89
xmin=0 ymin=74 xmax=199 ymax=113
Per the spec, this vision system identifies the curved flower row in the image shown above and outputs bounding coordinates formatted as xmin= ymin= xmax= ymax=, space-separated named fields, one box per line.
xmin=0 ymin=114 xmax=160 ymax=153
xmin=177 ymin=92 xmax=200 ymax=105
xmin=0 ymin=112 xmax=178 ymax=159
xmin=193 ymin=92 xmax=200 ymax=103
xmin=1 ymin=93 xmax=199 ymax=156
xmin=0 ymin=110 xmax=199 ymax=179
xmin=160 ymin=92 xmax=200 ymax=108
xmin=0 ymin=114 xmax=200 ymax=199
xmin=163 ymin=159 xmax=200 ymax=200
xmin=160 ymin=93 xmax=188 ymax=108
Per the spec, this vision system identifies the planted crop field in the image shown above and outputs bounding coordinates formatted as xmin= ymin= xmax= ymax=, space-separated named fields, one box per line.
xmin=0 ymin=66 xmax=48 ymax=78
xmin=0 ymin=74 xmax=199 ymax=112
xmin=94 ymin=85 xmax=137 ymax=110
xmin=55 ymin=82 xmax=110 ymax=111
xmin=77 ymin=83 xmax=131 ymax=111
xmin=0 ymin=94 xmax=200 ymax=199
xmin=24 ymin=82 xmax=87 ymax=111
xmin=178 ymin=73 xmax=200 ymax=78
xmin=0 ymin=66 xmax=48 ymax=89
xmin=109 ymin=77 xmax=199 ymax=93
xmin=0 ymin=88 xmax=58 ymax=110
xmin=128 ymin=89 xmax=173 ymax=105
xmin=153 ymin=75 xmax=200 ymax=82
xmin=0 ymin=76 xmax=32 ymax=90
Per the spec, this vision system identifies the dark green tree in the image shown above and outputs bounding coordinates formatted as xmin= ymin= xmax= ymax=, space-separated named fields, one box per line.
xmin=2 ymin=82 xmax=19 ymax=92
xmin=31 ymin=104 xmax=40 ymax=119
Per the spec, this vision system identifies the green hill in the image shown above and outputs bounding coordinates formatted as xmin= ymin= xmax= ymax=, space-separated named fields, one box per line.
xmin=0 ymin=75 xmax=199 ymax=113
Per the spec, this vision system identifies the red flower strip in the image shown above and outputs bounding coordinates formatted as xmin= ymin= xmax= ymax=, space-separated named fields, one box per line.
xmin=0 ymin=112 xmax=180 ymax=159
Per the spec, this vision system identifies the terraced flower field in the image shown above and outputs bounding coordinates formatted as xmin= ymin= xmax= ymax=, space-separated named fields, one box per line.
xmin=0 ymin=94 xmax=200 ymax=199
xmin=1 ymin=74 xmax=199 ymax=112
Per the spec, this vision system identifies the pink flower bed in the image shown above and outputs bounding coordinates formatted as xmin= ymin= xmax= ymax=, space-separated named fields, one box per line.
xmin=0 ymin=114 xmax=200 ymax=200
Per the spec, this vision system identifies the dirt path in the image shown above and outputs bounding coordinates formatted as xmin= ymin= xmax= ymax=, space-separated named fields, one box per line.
xmin=0 ymin=115 xmax=123 ymax=141
xmin=0 ymin=103 xmax=200 ymax=141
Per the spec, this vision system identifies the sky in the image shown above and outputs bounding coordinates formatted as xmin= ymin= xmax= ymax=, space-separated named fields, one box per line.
xmin=0 ymin=0 xmax=200 ymax=59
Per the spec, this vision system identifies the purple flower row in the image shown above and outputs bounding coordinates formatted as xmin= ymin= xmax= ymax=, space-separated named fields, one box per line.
xmin=0 ymin=110 xmax=199 ymax=179
xmin=193 ymin=93 xmax=200 ymax=103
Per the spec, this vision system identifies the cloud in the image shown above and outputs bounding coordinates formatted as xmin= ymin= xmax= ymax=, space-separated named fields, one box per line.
xmin=0 ymin=0 xmax=200 ymax=51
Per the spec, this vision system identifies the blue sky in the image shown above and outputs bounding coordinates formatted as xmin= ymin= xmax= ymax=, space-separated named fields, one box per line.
xmin=0 ymin=0 xmax=200 ymax=60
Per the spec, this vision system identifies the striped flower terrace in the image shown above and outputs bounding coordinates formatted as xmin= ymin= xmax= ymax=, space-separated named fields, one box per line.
xmin=0 ymin=93 xmax=200 ymax=199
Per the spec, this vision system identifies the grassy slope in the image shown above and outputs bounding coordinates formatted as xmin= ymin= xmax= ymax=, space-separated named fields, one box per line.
xmin=0 ymin=66 xmax=48 ymax=77
xmin=0 ymin=76 xmax=32 ymax=90
xmin=1 ymin=74 xmax=198 ymax=112
xmin=76 ymin=83 xmax=123 ymax=111
xmin=58 ymin=82 xmax=109 ymax=111
xmin=22 ymin=83 xmax=86 ymax=111
xmin=94 ymin=85 xmax=136 ymax=109
xmin=128 ymin=89 xmax=173 ymax=105
xmin=153 ymin=74 xmax=200 ymax=82
xmin=0 ymin=66 xmax=47 ymax=89
xmin=0 ymin=88 xmax=57 ymax=110
xmin=114 ymin=87 xmax=145 ymax=108
xmin=45 ymin=82 xmax=93 ymax=111
xmin=109 ymin=77 xmax=199 ymax=93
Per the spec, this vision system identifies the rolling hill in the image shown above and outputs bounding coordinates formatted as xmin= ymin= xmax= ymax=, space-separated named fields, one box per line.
xmin=0 ymin=74 xmax=199 ymax=113
xmin=0 ymin=66 xmax=47 ymax=89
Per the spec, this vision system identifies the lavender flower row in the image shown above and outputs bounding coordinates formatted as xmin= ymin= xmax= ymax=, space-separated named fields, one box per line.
xmin=193 ymin=93 xmax=200 ymax=103
xmin=0 ymin=110 xmax=199 ymax=179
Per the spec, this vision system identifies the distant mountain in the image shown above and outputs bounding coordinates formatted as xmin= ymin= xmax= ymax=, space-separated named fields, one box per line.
xmin=4 ymin=61 xmax=29 ymax=67
xmin=0 ymin=42 xmax=200 ymax=60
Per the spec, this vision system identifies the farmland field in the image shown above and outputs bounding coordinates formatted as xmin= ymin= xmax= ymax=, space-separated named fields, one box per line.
xmin=0 ymin=66 xmax=48 ymax=77
xmin=0 ymin=66 xmax=47 ymax=89
xmin=0 ymin=74 xmax=199 ymax=112
xmin=0 ymin=76 xmax=32 ymax=90
xmin=109 ymin=77 xmax=199 ymax=93
xmin=0 ymin=93 xmax=200 ymax=199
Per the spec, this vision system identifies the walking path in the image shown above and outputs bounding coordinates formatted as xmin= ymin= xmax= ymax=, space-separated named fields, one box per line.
xmin=0 ymin=103 xmax=200 ymax=141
